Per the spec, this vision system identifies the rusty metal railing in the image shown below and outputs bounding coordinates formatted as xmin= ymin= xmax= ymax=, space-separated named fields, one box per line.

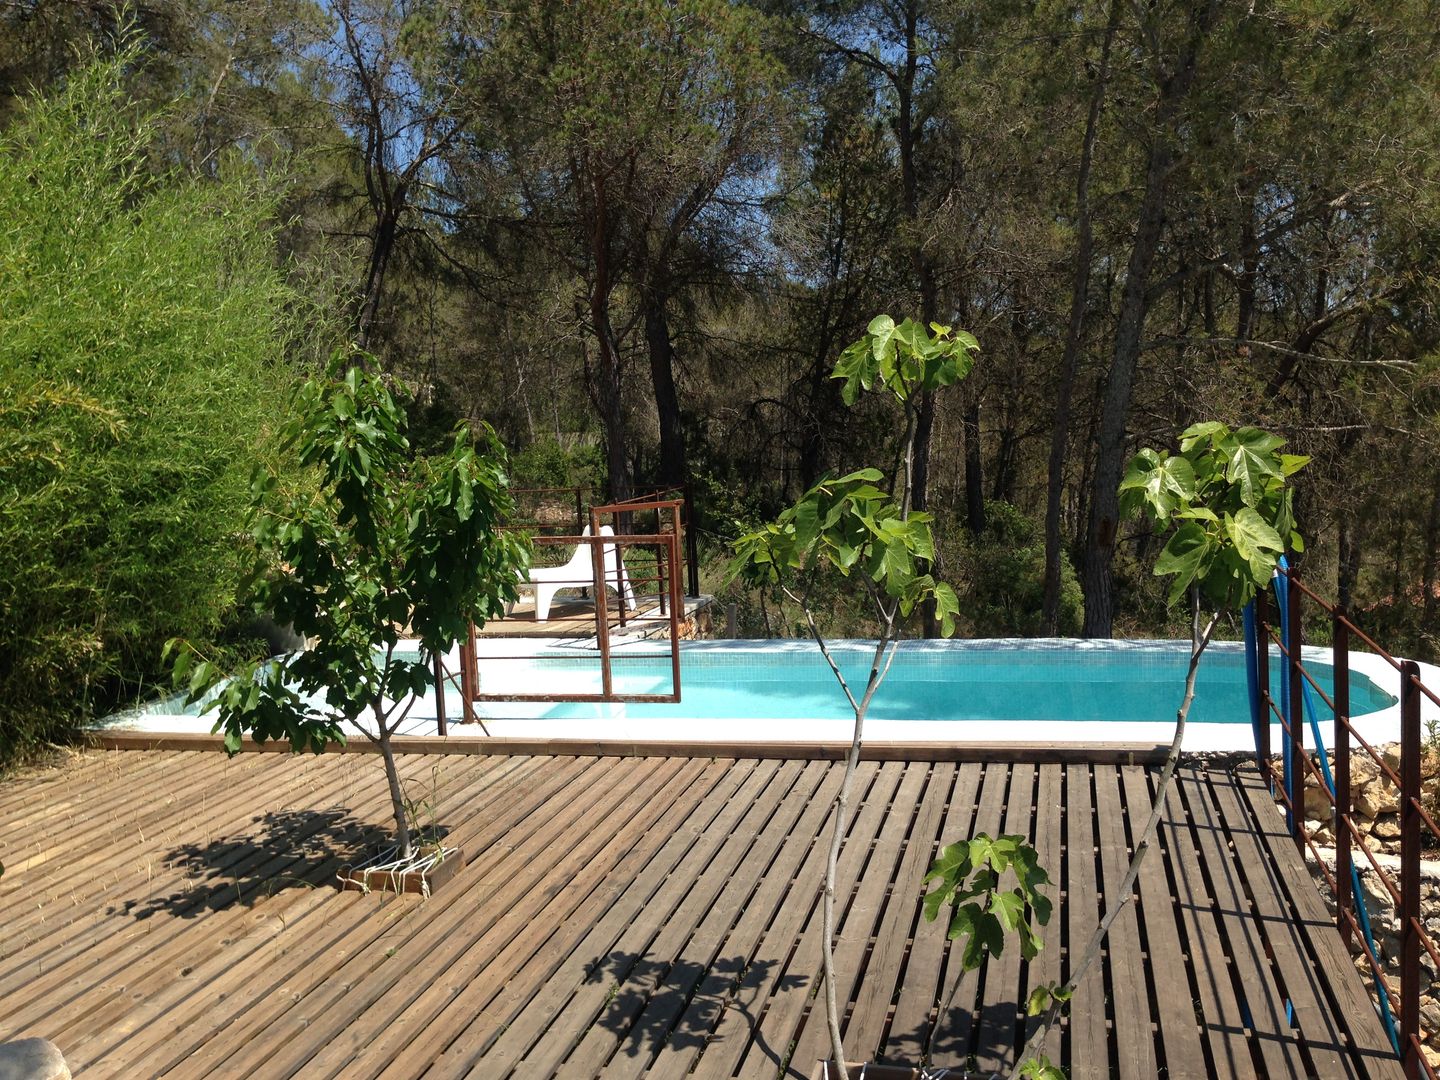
xmin=1256 ymin=567 xmax=1440 ymax=1078
xmin=435 ymin=530 xmax=682 ymax=727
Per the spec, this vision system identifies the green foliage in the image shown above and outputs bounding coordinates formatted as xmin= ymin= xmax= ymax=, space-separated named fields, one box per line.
xmin=1017 ymin=1054 xmax=1067 ymax=1080
xmin=510 ymin=437 xmax=605 ymax=492
xmin=0 ymin=49 xmax=308 ymax=766
xmin=727 ymin=469 xmax=959 ymax=635
xmin=954 ymin=502 xmax=1083 ymax=636
xmin=923 ymin=832 xmax=1053 ymax=971
xmin=832 ymin=315 xmax=978 ymax=407
xmin=1120 ymin=423 xmax=1308 ymax=610
xmin=172 ymin=361 xmax=528 ymax=762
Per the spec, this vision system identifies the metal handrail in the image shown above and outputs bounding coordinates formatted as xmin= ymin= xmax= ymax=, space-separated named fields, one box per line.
xmin=1258 ymin=567 xmax=1438 ymax=1078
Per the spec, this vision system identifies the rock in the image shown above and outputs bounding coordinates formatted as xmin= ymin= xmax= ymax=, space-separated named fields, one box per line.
xmin=0 ymin=1039 xmax=70 ymax=1080
xmin=1384 ymin=743 xmax=1403 ymax=773
xmin=1421 ymin=996 xmax=1440 ymax=1036
xmin=1304 ymin=784 xmax=1334 ymax=819
xmin=1372 ymin=815 xmax=1403 ymax=842
xmin=1426 ymin=1044 xmax=1440 ymax=1074
xmin=1358 ymin=777 xmax=1400 ymax=819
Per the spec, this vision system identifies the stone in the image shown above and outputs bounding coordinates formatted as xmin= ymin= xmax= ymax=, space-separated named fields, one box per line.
xmin=1304 ymin=783 xmax=1334 ymax=819
xmin=1357 ymin=777 xmax=1400 ymax=819
xmin=1384 ymin=743 xmax=1403 ymax=773
xmin=1426 ymin=1044 xmax=1440 ymax=1074
xmin=0 ymin=1039 xmax=70 ymax=1080
xmin=1372 ymin=814 xmax=1403 ymax=842
xmin=1421 ymin=996 xmax=1440 ymax=1036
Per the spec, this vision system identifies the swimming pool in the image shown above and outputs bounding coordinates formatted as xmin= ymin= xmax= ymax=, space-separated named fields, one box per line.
xmin=480 ymin=638 xmax=1397 ymax=725
xmin=109 ymin=637 xmax=1425 ymax=752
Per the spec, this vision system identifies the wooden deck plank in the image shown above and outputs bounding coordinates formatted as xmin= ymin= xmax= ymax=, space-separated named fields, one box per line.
xmin=971 ymin=763 xmax=1036 ymax=1075
xmin=1091 ymin=761 xmax=1159 ymax=1079
xmin=1216 ymin=766 xmax=1401 ymax=1076
xmin=235 ymin=756 xmax=684 ymax=1079
xmin=0 ymin=751 xmax=418 ymax=1040
xmin=879 ymin=762 xmax=981 ymax=1065
xmin=1162 ymin=767 xmax=1259 ymax=1079
xmin=697 ymin=761 xmax=905 ymax=1080
xmin=781 ymin=759 xmax=934 ymax=1075
xmin=1062 ymin=763 xmax=1110 ymax=1080
xmin=0 ymin=750 xmax=369 ymax=956
xmin=1020 ymin=763 xmax=1065 ymax=1065
xmin=928 ymin=761 xmax=1012 ymax=1066
xmin=633 ymin=761 xmax=849 ymax=1079
xmin=90 ymin=756 xmax=543 ymax=1077
xmin=156 ymin=753 xmax=603 ymax=1079
xmin=0 ymin=751 xmax=263 ymax=932
xmin=574 ymin=761 xmax=823 ymax=1080
xmin=0 ymin=750 xmax=1407 ymax=1080
xmin=841 ymin=762 xmax=957 ymax=1058
xmin=339 ymin=757 xmax=743 ymax=1080
xmin=161 ymin=754 xmax=591 ymax=1080
xmin=423 ymin=758 xmax=789 ymax=1079
xmin=1178 ymin=766 xmax=1306 ymax=1079
xmin=471 ymin=759 xmax=808 ymax=1079
xmin=1119 ymin=765 xmax=1209 ymax=1080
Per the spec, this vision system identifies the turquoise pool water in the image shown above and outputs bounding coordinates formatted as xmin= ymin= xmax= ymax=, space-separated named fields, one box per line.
xmin=523 ymin=642 xmax=1398 ymax=724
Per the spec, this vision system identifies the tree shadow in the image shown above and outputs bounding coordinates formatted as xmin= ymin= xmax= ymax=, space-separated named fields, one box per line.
xmin=583 ymin=950 xmax=806 ymax=1067
xmin=117 ymin=807 xmax=419 ymax=919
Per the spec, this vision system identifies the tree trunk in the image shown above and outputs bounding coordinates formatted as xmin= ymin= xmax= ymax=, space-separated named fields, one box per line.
xmin=377 ymin=731 xmax=412 ymax=861
xmin=1043 ymin=0 xmax=1120 ymax=634
xmin=596 ymin=321 xmax=630 ymax=505
xmin=585 ymin=164 xmax=630 ymax=504
xmin=962 ymin=394 xmax=985 ymax=535
xmin=357 ymin=190 xmax=404 ymax=352
xmin=1079 ymin=0 xmax=1218 ymax=637
xmin=643 ymin=281 xmax=687 ymax=489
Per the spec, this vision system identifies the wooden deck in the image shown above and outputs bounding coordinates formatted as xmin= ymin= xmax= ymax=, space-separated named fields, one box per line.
xmin=0 ymin=747 xmax=1401 ymax=1079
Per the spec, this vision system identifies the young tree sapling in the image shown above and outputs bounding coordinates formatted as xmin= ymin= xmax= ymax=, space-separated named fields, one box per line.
xmin=169 ymin=359 xmax=528 ymax=861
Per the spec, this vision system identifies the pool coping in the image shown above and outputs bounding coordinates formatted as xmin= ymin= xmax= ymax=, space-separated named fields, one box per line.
xmin=85 ymin=729 xmax=1172 ymax=764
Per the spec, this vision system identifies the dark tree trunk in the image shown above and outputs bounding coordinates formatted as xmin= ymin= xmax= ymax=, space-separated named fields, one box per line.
xmin=357 ymin=195 xmax=402 ymax=352
xmin=1338 ymin=513 xmax=1361 ymax=613
xmin=962 ymin=395 xmax=985 ymax=535
xmin=1079 ymin=0 xmax=1217 ymax=637
xmin=594 ymin=312 xmax=629 ymax=505
xmin=1043 ymin=0 xmax=1119 ymax=634
xmin=643 ymin=281 xmax=687 ymax=489
xmin=584 ymin=164 xmax=630 ymax=505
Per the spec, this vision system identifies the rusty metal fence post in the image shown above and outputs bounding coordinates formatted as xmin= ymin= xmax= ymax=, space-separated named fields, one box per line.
xmin=1401 ymin=659 xmax=1423 ymax=1079
xmin=1288 ymin=576 xmax=1305 ymax=853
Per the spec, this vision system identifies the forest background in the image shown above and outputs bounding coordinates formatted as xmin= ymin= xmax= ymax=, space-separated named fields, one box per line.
xmin=2 ymin=0 xmax=1438 ymax=760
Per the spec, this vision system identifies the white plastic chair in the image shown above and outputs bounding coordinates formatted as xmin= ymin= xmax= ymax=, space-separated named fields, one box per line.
xmin=521 ymin=525 xmax=635 ymax=622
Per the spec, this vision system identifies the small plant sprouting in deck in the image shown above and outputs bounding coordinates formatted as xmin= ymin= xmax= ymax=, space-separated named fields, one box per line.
xmin=731 ymin=315 xmax=1048 ymax=1077
xmin=1012 ymin=422 xmax=1306 ymax=1078
xmin=166 ymin=358 xmax=528 ymax=862
xmin=921 ymin=831 xmax=1058 ymax=1072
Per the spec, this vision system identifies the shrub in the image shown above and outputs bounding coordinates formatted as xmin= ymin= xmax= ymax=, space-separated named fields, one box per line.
xmin=953 ymin=502 xmax=1083 ymax=637
xmin=0 ymin=52 xmax=308 ymax=766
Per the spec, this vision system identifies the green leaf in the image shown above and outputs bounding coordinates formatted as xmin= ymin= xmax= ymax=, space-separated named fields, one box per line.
xmin=1178 ymin=421 xmax=1227 ymax=451
xmin=1223 ymin=426 xmax=1285 ymax=504
xmin=1154 ymin=523 xmax=1214 ymax=606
